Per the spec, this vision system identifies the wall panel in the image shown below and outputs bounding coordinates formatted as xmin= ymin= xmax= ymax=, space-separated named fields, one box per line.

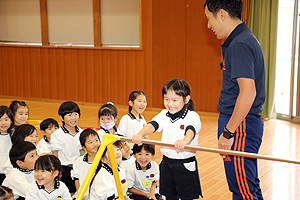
xmin=152 ymin=0 xmax=187 ymax=108
xmin=0 ymin=0 xmax=221 ymax=112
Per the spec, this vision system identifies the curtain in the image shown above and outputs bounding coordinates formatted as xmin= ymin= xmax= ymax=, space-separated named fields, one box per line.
xmin=248 ymin=0 xmax=279 ymax=119
xmin=242 ymin=0 xmax=251 ymax=26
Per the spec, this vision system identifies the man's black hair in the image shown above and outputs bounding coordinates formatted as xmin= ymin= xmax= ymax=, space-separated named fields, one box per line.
xmin=204 ymin=0 xmax=243 ymax=20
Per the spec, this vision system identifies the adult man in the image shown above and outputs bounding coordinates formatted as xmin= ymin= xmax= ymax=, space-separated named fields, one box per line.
xmin=204 ymin=0 xmax=265 ymax=199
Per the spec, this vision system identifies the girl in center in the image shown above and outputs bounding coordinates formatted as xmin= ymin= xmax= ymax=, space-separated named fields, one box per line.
xmin=132 ymin=79 xmax=203 ymax=200
xmin=97 ymin=102 xmax=124 ymax=143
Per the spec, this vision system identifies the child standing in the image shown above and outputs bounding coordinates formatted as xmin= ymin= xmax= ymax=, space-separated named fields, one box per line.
xmin=0 ymin=185 xmax=14 ymax=200
xmin=26 ymin=155 xmax=72 ymax=200
xmin=90 ymin=141 xmax=130 ymax=200
xmin=2 ymin=141 xmax=38 ymax=200
xmin=51 ymin=101 xmax=84 ymax=193
xmin=132 ymin=79 xmax=202 ymax=200
xmin=119 ymin=91 xmax=147 ymax=146
xmin=71 ymin=129 xmax=101 ymax=200
xmin=116 ymin=140 xmax=135 ymax=171
xmin=97 ymin=102 xmax=124 ymax=143
xmin=126 ymin=144 xmax=161 ymax=200
xmin=0 ymin=106 xmax=13 ymax=184
xmin=36 ymin=118 xmax=59 ymax=155
xmin=9 ymin=100 xmax=29 ymax=134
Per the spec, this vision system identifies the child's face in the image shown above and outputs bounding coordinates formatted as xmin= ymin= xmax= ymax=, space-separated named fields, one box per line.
xmin=134 ymin=148 xmax=154 ymax=170
xmin=119 ymin=141 xmax=131 ymax=159
xmin=102 ymin=145 xmax=122 ymax=167
xmin=61 ymin=112 xmax=80 ymax=128
xmin=18 ymin=149 xmax=38 ymax=171
xmin=34 ymin=169 xmax=59 ymax=190
xmin=24 ymin=130 xmax=39 ymax=146
xmin=163 ymin=90 xmax=190 ymax=114
xmin=99 ymin=115 xmax=116 ymax=124
xmin=83 ymin=134 xmax=101 ymax=155
xmin=42 ymin=124 xmax=58 ymax=141
xmin=0 ymin=113 xmax=11 ymax=133
xmin=14 ymin=106 xmax=29 ymax=126
xmin=130 ymin=94 xmax=147 ymax=115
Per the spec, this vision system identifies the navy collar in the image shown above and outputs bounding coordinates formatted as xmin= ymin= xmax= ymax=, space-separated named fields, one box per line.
xmin=166 ymin=106 xmax=188 ymax=123
xmin=16 ymin=166 xmax=33 ymax=174
xmin=101 ymin=162 xmax=119 ymax=175
xmin=43 ymin=136 xmax=50 ymax=143
xmin=122 ymin=153 xmax=133 ymax=161
xmin=127 ymin=112 xmax=144 ymax=121
xmin=101 ymin=126 xmax=117 ymax=134
xmin=135 ymin=160 xmax=151 ymax=170
xmin=222 ymin=22 xmax=247 ymax=47
xmin=36 ymin=179 xmax=60 ymax=193
xmin=83 ymin=154 xmax=93 ymax=164
xmin=61 ymin=125 xmax=80 ymax=136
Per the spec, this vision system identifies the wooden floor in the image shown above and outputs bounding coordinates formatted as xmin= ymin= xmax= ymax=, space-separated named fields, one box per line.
xmin=1 ymin=96 xmax=300 ymax=200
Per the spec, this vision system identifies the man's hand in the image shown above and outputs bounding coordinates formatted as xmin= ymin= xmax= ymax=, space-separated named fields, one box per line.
xmin=218 ymin=135 xmax=234 ymax=158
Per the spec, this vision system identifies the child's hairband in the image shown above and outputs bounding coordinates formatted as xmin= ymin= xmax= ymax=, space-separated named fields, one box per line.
xmin=107 ymin=102 xmax=114 ymax=105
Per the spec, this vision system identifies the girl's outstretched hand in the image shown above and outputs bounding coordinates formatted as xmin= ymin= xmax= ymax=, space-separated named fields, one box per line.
xmin=174 ymin=139 xmax=187 ymax=153
xmin=132 ymin=134 xmax=143 ymax=145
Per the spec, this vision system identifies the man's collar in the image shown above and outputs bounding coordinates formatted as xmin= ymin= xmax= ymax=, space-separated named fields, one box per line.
xmin=222 ymin=22 xmax=247 ymax=47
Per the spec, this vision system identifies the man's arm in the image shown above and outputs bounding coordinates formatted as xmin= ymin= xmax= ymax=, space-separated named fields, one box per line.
xmin=218 ymin=77 xmax=256 ymax=155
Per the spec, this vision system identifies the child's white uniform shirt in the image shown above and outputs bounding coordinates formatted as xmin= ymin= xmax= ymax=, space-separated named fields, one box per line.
xmin=119 ymin=155 xmax=135 ymax=172
xmin=36 ymin=136 xmax=52 ymax=155
xmin=0 ymin=133 xmax=12 ymax=174
xmin=97 ymin=127 xmax=125 ymax=143
xmin=126 ymin=161 xmax=159 ymax=195
xmin=51 ymin=126 xmax=83 ymax=166
xmin=2 ymin=167 xmax=35 ymax=199
xmin=26 ymin=180 xmax=72 ymax=200
xmin=152 ymin=108 xmax=201 ymax=159
xmin=90 ymin=162 xmax=128 ymax=200
xmin=71 ymin=154 xmax=92 ymax=200
xmin=119 ymin=112 xmax=147 ymax=139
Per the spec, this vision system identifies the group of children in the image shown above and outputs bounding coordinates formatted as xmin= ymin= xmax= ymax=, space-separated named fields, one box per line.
xmin=0 ymin=78 xmax=203 ymax=200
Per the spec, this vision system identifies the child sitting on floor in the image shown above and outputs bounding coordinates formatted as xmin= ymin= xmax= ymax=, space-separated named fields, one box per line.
xmin=2 ymin=141 xmax=38 ymax=200
xmin=26 ymin=154 xmax=72 ymax=200
xmin=71 ymin=129 xmax=101 ymax=200
xmin=36 ymin=118 xmax=59 ymax=155
xmin=126 ymin=144 xmax=162 ymax=200
xmin=90 ymin=140 xmax=130 ymax=200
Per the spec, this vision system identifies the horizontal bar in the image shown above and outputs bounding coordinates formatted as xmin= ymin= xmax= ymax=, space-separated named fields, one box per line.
xmin=119 ymin=136 xmax=300 ymax=165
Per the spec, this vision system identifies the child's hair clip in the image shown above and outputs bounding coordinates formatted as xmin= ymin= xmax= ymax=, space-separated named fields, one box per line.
xmin=107 ymin=102 xmax=114 ymax=105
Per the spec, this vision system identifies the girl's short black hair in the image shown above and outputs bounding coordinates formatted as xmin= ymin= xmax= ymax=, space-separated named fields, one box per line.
xmin=40 ymin=118 xmax=59 ymax=131
xmin=98 ymin=103 xmax=118 ymax=119
xmin=9 ymin=141 xmax=36 ymax=168
xmin=79 ymin=128 xmax=100 ymax=147
xmin=0 ymin=185 xmax=13 ymax=200
xmin=128 ymin=91 xmax=147 ymax=112
xmin=11 ymin=124 xmax=37 ymax=145
xmin=58 ymin=101 xmax=81 ymax=118
xmin=132 ymin=143 xmax=155 ymax=156
xmin=35 ymin=155 xmax=62 ymax=179
xmin=0 ymin=105 xmax=13 ymax=134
